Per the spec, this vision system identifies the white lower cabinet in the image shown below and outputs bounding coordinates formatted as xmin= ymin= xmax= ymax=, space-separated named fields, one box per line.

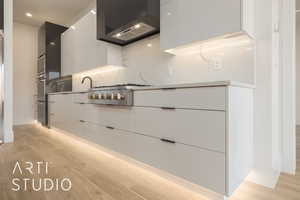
xmin=131 ymin=107 xmax=226 ymax=153
xmin=134 ymin=87 xmax=226 ymax=110
xmin=48 ymin=85 xmax=253 ymax=198
xmin=80 ymin=121 xmax=226 ymax=194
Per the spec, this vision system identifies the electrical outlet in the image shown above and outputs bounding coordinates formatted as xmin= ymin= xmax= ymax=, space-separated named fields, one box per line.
xmin=212 ymin=58 xmax=223 ymax=70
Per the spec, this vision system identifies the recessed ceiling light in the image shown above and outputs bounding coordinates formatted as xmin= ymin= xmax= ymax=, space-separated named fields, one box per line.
xmin=26 ymin=12 xmax=33 ymax=18
xmin=135 ymin=24 xmax=141 ymax=29
xmin=147 ymin=43 xmax=152 ymax=47
xmin=90 ymin=9 xmax=96 ymax=15
xmin=116 ymin=33 xmax=121 ymax=38
xmin=71 ymin=26 xmax=76 ymax=30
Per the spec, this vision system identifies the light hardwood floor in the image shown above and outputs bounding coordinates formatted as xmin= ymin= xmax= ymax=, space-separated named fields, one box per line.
xmin=0 ymin=124 xmax=299 ymax=200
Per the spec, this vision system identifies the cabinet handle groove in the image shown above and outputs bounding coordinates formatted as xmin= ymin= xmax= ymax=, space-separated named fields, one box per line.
xmin=160 ymin=138 xmax=176 ymax=144
xmin=161 ymin=88 xmax=177 ymax=91
xmin=79 ymin=120 xmax=86 ymax=123
xmin=106 ymin=126 xmax=115 ymax=130
xmin=161 ymin=107 xmax=176 ymax=110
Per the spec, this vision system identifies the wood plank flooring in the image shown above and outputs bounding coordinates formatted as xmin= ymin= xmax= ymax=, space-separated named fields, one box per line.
xmin=0 ymin=124 xmax=299 ymax=200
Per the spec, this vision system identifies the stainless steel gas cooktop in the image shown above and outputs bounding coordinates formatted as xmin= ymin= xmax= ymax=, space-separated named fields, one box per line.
xmin=88 ymin=84 xmax=149 ymax=106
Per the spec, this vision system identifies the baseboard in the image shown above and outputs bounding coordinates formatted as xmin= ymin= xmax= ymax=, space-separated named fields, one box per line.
xmin=246 ymin=168 xmax=280 ymax=188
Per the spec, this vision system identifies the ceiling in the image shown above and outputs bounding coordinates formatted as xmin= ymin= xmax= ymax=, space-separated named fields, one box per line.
xmin=13 ymin=0 xmax=95 ymax=27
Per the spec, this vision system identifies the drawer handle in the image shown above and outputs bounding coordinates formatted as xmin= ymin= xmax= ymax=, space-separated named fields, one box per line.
xmin=79 ymin=102 xmax=85 ymax=105
xmin=160 ymin=138 xmax=176 ymax=144
xmin=106 ymin=126 xmax=115 ymax=130
xmin=161 ymin=107 xmax=176 ymax=110
xmin=79 ymin=120 xmax=86 ymax=123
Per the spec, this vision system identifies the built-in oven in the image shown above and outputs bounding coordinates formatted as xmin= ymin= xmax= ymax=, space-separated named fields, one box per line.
xmin=37 ymin=54 xmax=46 ymax=75
xmin=37 ymin=55 xmax=47 ymax=126
xmin=37 ymin=74 xmax=46 ymax=101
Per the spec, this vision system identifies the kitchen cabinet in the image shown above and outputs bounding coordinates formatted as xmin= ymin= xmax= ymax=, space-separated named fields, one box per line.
xmin=80 ymin=121 xmax=226 ymax=194
xmin=61 ymin=12 xmax=123 ymax=76
xmin=48 ymin=94 xmax=74 ymax=132
xmin=134 ymin=86 xmax=226 ymax=110
xmin=38 ymin=22 xmax=67 ymax=80
xmin=160 ymin=0 xmax=254 ymax=52
xmin=48 ymin=83 xmax=253 ymax=198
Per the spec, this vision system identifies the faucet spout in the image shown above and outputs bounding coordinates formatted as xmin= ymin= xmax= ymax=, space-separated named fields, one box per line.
xmin=81 ymin=76 xmax=93 ymax=89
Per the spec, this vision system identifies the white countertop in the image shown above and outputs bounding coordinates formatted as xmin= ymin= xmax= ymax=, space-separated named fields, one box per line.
xmin=130 ymin=81 xmax=255 ymax=91
xmin=48 ymin=81 xmax=255 ymax=95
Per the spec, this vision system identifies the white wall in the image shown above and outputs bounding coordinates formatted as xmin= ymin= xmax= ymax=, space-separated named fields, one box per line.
xmin=296 ymin=21 xmax=300 ymax=125
xmin=13 ymin=22 xmax=38 ymax=125
xmin=246 ymin=0 xmax=282 ymax=188
xmin=73 ymin=36 xmax=255 ymax=91
xmin=3 ymin=0 xmax=14 ymax=143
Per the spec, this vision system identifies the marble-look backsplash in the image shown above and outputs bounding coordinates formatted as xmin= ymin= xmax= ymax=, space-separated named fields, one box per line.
xmin=73 ymin=36 xmax=255 ymax=91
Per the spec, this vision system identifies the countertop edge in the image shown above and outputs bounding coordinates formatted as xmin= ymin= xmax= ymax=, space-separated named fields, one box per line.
xmin=131 ymin=81 xmax=255 ymax=91
xmin=48 ymin=81 xmax=255 ymax=95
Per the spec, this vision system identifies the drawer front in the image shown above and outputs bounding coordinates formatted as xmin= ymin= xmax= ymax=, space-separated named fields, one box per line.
xmin=131 ymin=107 xmax=226 ymax=152
xmin=72 ymin=93 xmax=89 ymax=104
xmin=134 ymin=87 xmax=226 ymax=110
xmin=75 ymin=103 xmax=132 ymax=131
xmin=73 ymin=104 xmax=226 ymax=152
xmin=76 ymin=122 xmax=226 ymax=194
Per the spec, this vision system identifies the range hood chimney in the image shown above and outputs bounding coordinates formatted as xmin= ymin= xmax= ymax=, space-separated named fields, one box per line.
xmin=97 ymin=0 xmax=160 ymax=46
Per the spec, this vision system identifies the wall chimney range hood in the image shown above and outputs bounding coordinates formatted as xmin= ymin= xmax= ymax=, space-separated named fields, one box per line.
xmin=97 ymin=0 xmax=160 ymax=46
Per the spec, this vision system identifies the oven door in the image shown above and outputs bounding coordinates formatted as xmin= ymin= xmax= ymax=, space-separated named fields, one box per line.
xmin=37 ymin=78 xmax=46 ymax=101
xmin=37 ymin=54 xmax=46 ymax=75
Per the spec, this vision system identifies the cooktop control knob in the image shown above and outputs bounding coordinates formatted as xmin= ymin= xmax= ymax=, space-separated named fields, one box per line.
xmin=111 ymin=93 xmax=115 ymax=100
xmin=106 ymin=93 xmax=112 ymax=99
xmin=94 ymin=94 xmax=99 ymax=99
xmin=117 ymin=93 xmax=125 ymax=100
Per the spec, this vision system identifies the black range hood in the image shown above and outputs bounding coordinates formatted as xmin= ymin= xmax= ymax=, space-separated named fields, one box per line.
xmin=97 ymin=0 xmax=160 ymax=46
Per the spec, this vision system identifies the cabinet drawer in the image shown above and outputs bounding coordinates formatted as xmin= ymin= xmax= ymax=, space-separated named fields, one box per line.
xmin=78 ymin=122 xmax=226 ymax=194
xmin=75 ymin=103 xmax=132 ymax=131
xmin=134 ymin=87 xmax=226 ymax=110
xmin=131 ymin=107 xmax=226 ymax=152
xmin=72 ymin=93 xmax=89 ymax=104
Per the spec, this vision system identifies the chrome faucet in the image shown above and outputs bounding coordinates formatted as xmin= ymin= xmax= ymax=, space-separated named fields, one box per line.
xmin=81 ymin=76 xmax=93 ymax=89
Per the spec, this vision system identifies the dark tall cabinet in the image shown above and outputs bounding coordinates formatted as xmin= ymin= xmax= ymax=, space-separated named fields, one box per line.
xmin=37 ymin=22 xmax=67 ymax=126
xmin=0 ymin=0 xmax=3 ymax=30
xmin=38 ymin=22 xmax=67 ymax=80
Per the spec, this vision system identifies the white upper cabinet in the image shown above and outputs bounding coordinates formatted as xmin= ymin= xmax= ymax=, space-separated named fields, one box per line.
xmin=61 ymin=28 xmax=75 ymax=76
xmin=160 ymin=0 xmax=254 ymax=52
xmin=61 ymin=11 xmax=123 ymax=76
